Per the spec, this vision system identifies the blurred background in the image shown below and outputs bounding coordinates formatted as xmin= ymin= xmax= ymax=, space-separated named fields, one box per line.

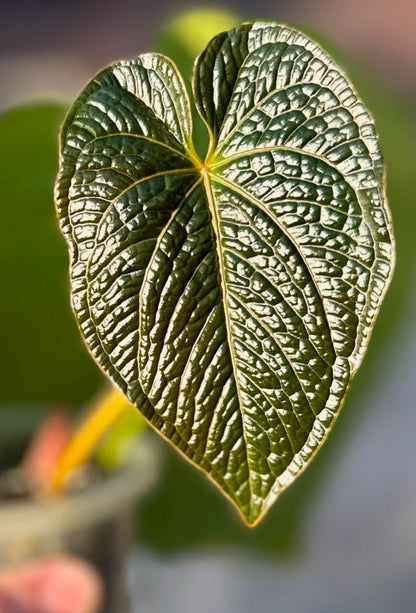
xmin=0 ymin=0 xmax=415 ymax=611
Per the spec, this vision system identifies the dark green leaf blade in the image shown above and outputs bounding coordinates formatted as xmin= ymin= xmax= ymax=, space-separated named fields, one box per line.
xmin=56 ymin=23 xmax=394 ymax=526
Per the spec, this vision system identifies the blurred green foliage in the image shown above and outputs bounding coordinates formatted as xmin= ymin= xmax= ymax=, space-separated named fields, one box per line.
xmin=0 ymin=105 xmax=104 ymax=406
xmin=95 ymin=403 xmax=146 ymax=471
xmin=0 ymin=9 xmax=414 ymax=555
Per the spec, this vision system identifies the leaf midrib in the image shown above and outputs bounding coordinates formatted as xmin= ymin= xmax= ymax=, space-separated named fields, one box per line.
xmin=201 ymin=167 xmax=255 ymax=513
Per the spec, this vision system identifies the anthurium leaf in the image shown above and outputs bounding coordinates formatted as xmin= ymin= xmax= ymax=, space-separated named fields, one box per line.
xmin=55 ymin=22 xmax=394 ymax=525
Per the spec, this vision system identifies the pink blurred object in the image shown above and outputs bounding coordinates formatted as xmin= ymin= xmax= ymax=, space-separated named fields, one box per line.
xmin=0 ymin=555 xmax=103 ymax=613
xmin=21 ymin=411 xmax=73 ymax=488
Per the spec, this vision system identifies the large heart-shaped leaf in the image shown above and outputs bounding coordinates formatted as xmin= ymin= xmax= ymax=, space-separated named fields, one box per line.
xmin=55 ymin=22 xmax=394 ymax=525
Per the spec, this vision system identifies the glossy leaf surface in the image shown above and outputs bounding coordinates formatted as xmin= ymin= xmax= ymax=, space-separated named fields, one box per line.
xmin=55 ymin=22 xmax=394 ymax=524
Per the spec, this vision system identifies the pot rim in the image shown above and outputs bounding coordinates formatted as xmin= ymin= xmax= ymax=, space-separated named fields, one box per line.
xmin=0 ymin=433 xmax=159 ymax=546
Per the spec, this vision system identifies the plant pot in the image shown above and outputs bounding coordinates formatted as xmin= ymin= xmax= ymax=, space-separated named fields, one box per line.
xmin=0 ymin=405 xmax=160 ymax=613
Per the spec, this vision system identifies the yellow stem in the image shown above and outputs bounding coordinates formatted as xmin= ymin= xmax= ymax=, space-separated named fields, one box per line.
xmin=50 ymin=387 xmax=131 ymax=492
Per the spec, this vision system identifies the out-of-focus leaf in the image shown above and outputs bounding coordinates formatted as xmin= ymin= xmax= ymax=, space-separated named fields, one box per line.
xmin=0 ymin=105 xmax=104 ymax=405
xmin=56 ymin=23 xmax=393 ymax=524
xmin=95 ymin=406 xmax=146 ymax=471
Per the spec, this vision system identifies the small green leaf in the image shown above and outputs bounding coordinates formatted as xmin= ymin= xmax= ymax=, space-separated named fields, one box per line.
xmin=55 ymin=22 xmax=394 ymax=524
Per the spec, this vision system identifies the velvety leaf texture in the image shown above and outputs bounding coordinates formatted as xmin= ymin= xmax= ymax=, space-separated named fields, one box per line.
xmin=55 ymin=23 xmax=394 ymax=525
